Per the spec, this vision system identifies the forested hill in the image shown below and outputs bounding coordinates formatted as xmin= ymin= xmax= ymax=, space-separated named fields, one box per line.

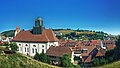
xmin=1 ymin=30 xmax=15 ymax=37
xmin=1 ymin=29 xmax=109 ymax=37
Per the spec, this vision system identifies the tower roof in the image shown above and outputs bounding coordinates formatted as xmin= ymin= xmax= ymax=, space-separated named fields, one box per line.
xmin=35 ymin=16 xmax=42 ymax=21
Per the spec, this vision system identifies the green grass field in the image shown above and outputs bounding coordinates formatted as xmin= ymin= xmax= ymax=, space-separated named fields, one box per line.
xmin=0 ymin=53 xmax=60 ymax=68
xmin=98 ymin=60 xmax=120 ymax=68
xmin=54 ymin=30 xmax=74 ymax=35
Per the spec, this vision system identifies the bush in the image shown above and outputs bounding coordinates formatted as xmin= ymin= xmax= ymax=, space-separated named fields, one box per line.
xmin=93 ymin=58 xmax=99 ymax=66
xmin=34 ymin=52 xmax=40 ymax=60
xmin=100 ymin=58 xmax=108 ymax=65
xmin=10 ymin=42 xmax=18 ymax=51
xmin=39 ymin=51 xmax=48 ymax=63
xmin=2 ymin=42 xmax=9 ymax=46
xmin=61 ymin=54 xmax=74 ymax=67
xmin=74 ymin=65 xmax=81 ymax=68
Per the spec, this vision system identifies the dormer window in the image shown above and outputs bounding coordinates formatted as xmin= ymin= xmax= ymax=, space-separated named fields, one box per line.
xmin=83 ymin=48 xmax=88 ymax=53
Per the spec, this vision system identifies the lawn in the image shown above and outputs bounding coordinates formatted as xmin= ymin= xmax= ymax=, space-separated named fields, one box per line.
xmin=0 ymin=46 xmax=60 ymax=68
xmin=0 ymin=53 xmax=60 ymax=68
xmin=54 ymin=30 xmax=74 ymax=35
xmin=98 ymin=60 xmax=120 ymax=68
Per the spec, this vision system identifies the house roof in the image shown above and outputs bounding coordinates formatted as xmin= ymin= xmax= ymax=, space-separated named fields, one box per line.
xmin=107 ymin=45 xmax=116 ymax=50
xmin=96 ymin=51 xmax=104 ymax=57
xmin=81 ymin=46 xmax=96 ymax=56
xmin=12 ymin=29 xmax=58 ymax=42
xmin=84 ymin=55 xmax=92 ymax=62
xmin=46 ymin=46 xmax=73 ymax=57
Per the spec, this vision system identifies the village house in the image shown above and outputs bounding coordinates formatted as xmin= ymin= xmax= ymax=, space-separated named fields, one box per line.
xmin=46 ymin=46 xmax=74 ymax=65
xmin=58 ymin=39 xmax=116 ymax=63
xmin=12 ymin=17 xmax=58 ymax=56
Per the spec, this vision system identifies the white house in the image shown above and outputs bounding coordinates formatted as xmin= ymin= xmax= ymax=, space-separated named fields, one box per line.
xmin=12 ymin=17 xmax=58 ymax=56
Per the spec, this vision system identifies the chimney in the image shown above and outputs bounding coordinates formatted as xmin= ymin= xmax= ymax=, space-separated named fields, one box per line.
xmin=15 ymin=26 xmax=20 ymax=37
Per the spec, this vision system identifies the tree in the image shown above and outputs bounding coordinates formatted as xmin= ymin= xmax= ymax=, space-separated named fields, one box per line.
xmin=93 ymin=58 xmax=99 ymax=66
xmin=2 ymin=42 xmax=9 ymax=46
xmin=61 ymin=54 xmax=73 ymax=67
xmin=34 ymin=52 xmax=40 ymax=60
xmin=10 ymin=42 xmax=18 ymax=51
xmin=74 ymin=64 xmax=81 ymax=68
xmin=39 ymin=51 xmax=47 ymax=63
xmin=105 ymin=36 xmax=120 ymax=61
xmin=100 ymin=58 xmax=108 ymax=65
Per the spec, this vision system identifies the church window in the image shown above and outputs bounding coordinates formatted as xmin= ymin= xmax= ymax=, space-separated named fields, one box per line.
xmin=32 ymin=48 xmax=34 ymax=53
xmin=33 ymin=45 xmax=36 ymax=47
xmin=26 ymin=44 xmax=28 ymax=46
xmin=42 ymin=49 xmax=44 ymax=53
xmin=25 ymin=48 xmax=26 ymax=52
xmin=42 ymin=45 xmax=44 ymax=47
xmin=27 ymin=48 xmax=29 ymax=52
xmin=19 ymin=44 xmax=21 ymax=46
xmin=35 ymin=49 xmax=37 ymax=53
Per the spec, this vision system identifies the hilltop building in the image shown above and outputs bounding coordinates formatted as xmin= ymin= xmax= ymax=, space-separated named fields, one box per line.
xmin=13 ymin=17 xmax=58 ymax=56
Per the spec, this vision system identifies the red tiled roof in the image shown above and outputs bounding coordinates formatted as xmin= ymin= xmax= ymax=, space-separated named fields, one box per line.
xmin=96 ymin=51 xmax=104 ymax=57
xmin=13 ymin=29 xmax=58 ymax=42
xmin=46 ymin=46 xmax=73 ymax=57
xmin=91 ymin=40 xmax=101 ymax=46
xmin=84 ymin=55 xmax=92 ymax=62
xmin=107 ymin=45 xmax=116 ymax=50
xmin=81 ymin=46 xmax=95 ymax=56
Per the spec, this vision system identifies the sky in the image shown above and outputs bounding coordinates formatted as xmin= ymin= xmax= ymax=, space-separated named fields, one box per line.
xmin=0 ymin=0 xmax=120 ymax=35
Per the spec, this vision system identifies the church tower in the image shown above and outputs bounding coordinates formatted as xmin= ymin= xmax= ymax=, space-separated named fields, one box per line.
xmin=33 ymin=16 xmax=44 ymax=34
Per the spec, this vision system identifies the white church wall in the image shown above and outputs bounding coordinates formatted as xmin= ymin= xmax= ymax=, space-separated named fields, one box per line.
xmin=16 ymin=42 xmax=50 ymax=56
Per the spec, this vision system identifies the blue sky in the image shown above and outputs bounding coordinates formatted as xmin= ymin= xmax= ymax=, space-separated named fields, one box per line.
xmin=0 ymin=0 xmax=120 ymax=35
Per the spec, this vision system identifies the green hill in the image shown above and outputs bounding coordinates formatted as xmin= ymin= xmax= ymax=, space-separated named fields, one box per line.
xmin=54 ymin=30 xmax=74 ymax=35
xmin=98 ymin=60 xmax=120 ymax=68
xmin=0 ymin=53 xmax=59 ymax=68
xmin=1 ymin=30 xmax=15 ymax=37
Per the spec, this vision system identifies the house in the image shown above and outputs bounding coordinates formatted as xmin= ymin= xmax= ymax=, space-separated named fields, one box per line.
xmin=54 ymin=32 xmax=62 ymax=36
xmin=12 ymin=17 xmax=58 ymax=56
xmin=102 ymin=40 xmax=116 ymax=50
xmin=46 ymin=46 xmax=74 ymax=65
xmin=58 ymin=39 xmax=113 ymax=63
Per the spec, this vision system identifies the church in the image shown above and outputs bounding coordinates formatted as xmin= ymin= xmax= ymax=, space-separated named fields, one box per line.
xmin=13 ymin=17 xmax=58 ymax=56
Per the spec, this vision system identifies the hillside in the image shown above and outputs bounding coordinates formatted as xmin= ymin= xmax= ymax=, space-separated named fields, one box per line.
xmin=54 ymin=30 xmax=74 ymax=35
xmin=98 ymin=60 xmax=120 ymax=68
xmin=0 ymin=53 xmax=59 ymax=68
xmin=1 ymin=30 xmax=15 ymax=37
xmin=0 ymin=29 xmax=75 ymax=37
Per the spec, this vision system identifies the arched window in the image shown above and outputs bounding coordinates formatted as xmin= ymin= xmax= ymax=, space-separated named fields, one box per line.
xmin=19 ymin=44 xmax=21 ymax=46
xmin=26 ymin=44 xmax=28 ymax=46
xmin=35 ymin=49 xmax=37 ymax=53
xmin=32 ymin=48 xmax=34 ymax=53
xmin=33 ymin=45 xmax=36 ymax=47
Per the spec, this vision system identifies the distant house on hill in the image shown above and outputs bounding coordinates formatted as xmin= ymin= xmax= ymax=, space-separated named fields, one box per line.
xmin=12 ymin=17 xmax=58 ymax=56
